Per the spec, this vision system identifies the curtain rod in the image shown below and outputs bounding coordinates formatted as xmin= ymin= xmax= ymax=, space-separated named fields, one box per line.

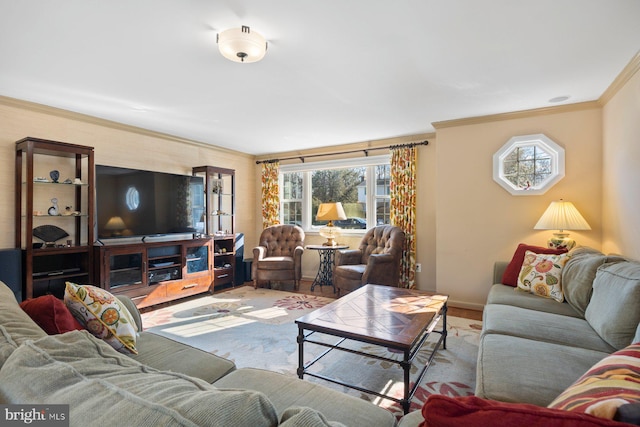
xmin=255 ymin=140 xmax=428 ymax=164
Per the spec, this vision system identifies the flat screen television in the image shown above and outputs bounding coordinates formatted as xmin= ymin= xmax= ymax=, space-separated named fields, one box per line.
xmin=96 ymin=165 xmax=204 ymax=239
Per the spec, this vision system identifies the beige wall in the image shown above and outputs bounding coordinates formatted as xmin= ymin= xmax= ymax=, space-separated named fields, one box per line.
xmin=602 ymin=65 xmax=640 ymax=259
xmin=0 ymin=98 xmax=258 ymax=254
xmin=434 ymin=106 xmax=603 ymax=309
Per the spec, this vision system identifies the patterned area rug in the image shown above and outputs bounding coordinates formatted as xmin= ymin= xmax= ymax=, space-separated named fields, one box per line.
xmin=141 ymin=286 xmax=481 ymax=417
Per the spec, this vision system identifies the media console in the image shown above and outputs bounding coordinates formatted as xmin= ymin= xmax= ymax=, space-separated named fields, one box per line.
xmin=94 ymin=235 xmax=235 ymax=308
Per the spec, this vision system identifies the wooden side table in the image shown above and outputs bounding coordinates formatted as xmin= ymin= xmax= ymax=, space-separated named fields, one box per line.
xmin=305 ymin=245 xmax=348 ymax=293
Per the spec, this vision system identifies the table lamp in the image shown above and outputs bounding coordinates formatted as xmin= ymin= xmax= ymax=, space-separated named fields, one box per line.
xmin=316 ymin=202 xmax=347 ymax=246
xmin=533 ymin=199 xmax=591 ymax=250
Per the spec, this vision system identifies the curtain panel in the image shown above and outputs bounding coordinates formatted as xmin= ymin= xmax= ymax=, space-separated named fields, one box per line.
xmin=261 ymin=162 xmax=280 ymax=228
xmin=390 ymin=146 xmax=417 ymax=289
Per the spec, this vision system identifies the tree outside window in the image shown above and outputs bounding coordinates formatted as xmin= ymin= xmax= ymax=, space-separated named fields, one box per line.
xmin=279 ymin=156 xmax=390 ymax=230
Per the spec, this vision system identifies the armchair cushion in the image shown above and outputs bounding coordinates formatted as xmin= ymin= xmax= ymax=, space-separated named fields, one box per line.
xmin=256 ymin=256 xmax=294 ymax=271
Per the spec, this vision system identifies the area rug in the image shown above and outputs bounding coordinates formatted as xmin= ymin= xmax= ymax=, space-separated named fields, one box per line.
xmin=141 ymin=286 xmax=481 ymax=417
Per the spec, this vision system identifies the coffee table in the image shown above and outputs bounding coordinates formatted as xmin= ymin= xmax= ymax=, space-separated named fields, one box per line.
xmin=295 ymin=284 xmax=448 ymax=414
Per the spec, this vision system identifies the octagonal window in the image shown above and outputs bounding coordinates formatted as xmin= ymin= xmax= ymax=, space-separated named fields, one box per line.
xmin=493 ymin=134 xmax=564 ymax=195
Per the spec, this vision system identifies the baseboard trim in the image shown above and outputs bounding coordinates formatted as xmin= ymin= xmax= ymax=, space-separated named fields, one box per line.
xmin=446 ymin=299 xmax=485 ymax=313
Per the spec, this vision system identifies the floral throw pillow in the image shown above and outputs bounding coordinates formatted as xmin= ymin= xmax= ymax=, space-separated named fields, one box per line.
xmin=517 ymin=250 xmax=569 ymax=302
xmin=64 ymin=282 xmax=138 ymax=354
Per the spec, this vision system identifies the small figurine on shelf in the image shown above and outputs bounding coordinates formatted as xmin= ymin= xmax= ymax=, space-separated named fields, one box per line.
xmin=211 ymin=179 xmax=223 ymax=194
xmin=48 ymin=198 xmax=59 ymax=216
xmin=62 ymin=206 xmax=80 ymax=216
xmin=49 ymin=170 xmax=60 ymax=183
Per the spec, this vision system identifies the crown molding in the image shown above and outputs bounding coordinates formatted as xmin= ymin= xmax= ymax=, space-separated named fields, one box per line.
xmin=432 ymin=101 xmax=600 ymax=129
xmin=0 ymin=95 xmax=252 ymax=158
xmin=598 ymin=50 xmax=640 ymax=105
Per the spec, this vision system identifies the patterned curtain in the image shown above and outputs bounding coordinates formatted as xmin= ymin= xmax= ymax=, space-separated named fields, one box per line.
xmin=390 ymin=146 xmax=417 ymax=288
xmin=261 ymin=161 xmax=280 ymax=228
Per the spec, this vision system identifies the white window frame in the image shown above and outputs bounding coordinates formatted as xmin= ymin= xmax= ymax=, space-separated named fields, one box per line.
xmin=279 ymin=155 xmax=390 ymax=234
xmin=493 ymin=134 xmax=565 ymax=196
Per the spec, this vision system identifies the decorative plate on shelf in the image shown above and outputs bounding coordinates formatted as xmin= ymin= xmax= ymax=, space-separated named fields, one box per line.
xmin=32 ymin=225 xmax=69 ymax=244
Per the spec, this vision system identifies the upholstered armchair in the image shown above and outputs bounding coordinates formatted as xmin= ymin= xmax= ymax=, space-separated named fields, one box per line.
xmin=333 ymin=225 xmax=405 ymax=296
xmin=252 ymin=224 xmax=305 ymax=290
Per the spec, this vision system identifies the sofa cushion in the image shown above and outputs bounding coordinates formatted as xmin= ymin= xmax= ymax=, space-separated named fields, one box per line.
xmin=20 ymin=294 xmax=85 ymax=335
xmin=0 ymin=331 xmax=279 ymax=427
xmin=516 ymin=251 xmax=568 ymax=302
xmin=0 ymin=326 xmax=18 ymax=372
xmin=0 ymin=281 xmax=46 ymax=368
xmin=486 ymin=284 xmax=582 ymax=318
xmin=421 ymin=395 xmax=633 ymax=427
xmin=132 ymin=331 xmax=236 ymax=383
xmin=279 ymin=407 xmax=346 ymax=427
xmin=548 ymin=343 xmax=640 ymax=418
xmin=476 ymin=333 xmax=610 ymax=406
xmin=482 ymin=305 xmax=616 ymax=353
xmin=213 ymin=367 xmax=396 ymax=427
xmin=64 ymin=282 xmax=138 ymax=354
xmin=585 ymin=262 xmax=640 ymax=350
xmin=562 ymin=247 xmax=625 ymax=316
xmin=502 ymin=243 xmax=567 ymax=287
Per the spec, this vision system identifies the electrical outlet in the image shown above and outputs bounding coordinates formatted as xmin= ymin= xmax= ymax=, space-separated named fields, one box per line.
xmin=416 ymin=263 xmax=422 ymax=273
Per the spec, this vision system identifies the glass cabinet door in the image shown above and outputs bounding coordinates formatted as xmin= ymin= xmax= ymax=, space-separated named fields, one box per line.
xmin=186 ymin=244 xmax=209 ymax=274
xmin=109 ymin=252 xmax=143 ymax=288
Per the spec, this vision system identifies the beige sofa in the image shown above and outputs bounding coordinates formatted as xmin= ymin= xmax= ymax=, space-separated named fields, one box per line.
xmin=0 ymin=281 xmax=396 ymax=427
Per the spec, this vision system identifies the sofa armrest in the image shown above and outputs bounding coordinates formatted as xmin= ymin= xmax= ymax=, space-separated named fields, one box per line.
xmin=116 ymin=295 xmax=143 ymax=332
xmin=335 ymin=249 xmax=362 ymax=266
xmin=493 ymin=261 xmax=509 ymax=285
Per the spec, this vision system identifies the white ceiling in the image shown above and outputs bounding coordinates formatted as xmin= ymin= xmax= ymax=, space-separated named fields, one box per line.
xmin=1 ymin=1 xmax=639 ymax=156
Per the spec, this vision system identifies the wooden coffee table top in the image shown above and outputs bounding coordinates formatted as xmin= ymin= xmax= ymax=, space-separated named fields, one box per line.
xmin=296 ymin=284 xmax=448 ymax=350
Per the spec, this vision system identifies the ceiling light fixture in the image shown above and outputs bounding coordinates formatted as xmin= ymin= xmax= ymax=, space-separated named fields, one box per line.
xmin=217 ymin=25 xmax=267 ymax=63
xmin=549 ymin=96 xmax=570 ymax=103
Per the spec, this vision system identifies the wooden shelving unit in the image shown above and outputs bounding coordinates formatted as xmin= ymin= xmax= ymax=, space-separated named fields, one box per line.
xmin=15 ymin=137 xmax=95 ymax=300
xmin=193 ymin=166 xmax=236 ymax=288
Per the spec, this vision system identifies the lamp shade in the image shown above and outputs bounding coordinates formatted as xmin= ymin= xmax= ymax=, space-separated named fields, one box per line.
xmin=534 ymin=200 xmax=591 ymax=231
xmin=105 ymin=216 xmax=126 ymax=231
xmin=105 ymin=216 xmax=126 ymax=236
xmin=316 ymin=202 xmax=347 ymax=222
xmin=217 ymin=26 xmax=267 ymax=63
xmin=316 ymin=202 xmax=347 ymax=246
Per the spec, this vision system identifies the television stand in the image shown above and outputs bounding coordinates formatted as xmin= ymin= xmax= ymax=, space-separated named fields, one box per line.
xmin=94 ymin=236 xmax=233 ymax=308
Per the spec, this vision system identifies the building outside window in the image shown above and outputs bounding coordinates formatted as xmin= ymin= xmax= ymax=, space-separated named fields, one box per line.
xmin=279 ymin=156 xmax=390 ymax=232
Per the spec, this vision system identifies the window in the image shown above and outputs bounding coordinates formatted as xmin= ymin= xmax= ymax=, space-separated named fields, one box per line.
xmin=281 ymin=172 xmax=303 ymax=226
xmin=493 ymin=134 xmax=565 ymax=196
xmin=280 ymin=155 xmax=390 ymax=232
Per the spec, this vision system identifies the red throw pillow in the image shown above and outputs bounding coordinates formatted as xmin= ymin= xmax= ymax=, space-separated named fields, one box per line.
xmin=421 ymin=395 xmax=632 ymax=427
xmin=501 ymin=243 xmax=567 ymax=287
xmin=20 ymin=295 xmax=85 ymax=335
